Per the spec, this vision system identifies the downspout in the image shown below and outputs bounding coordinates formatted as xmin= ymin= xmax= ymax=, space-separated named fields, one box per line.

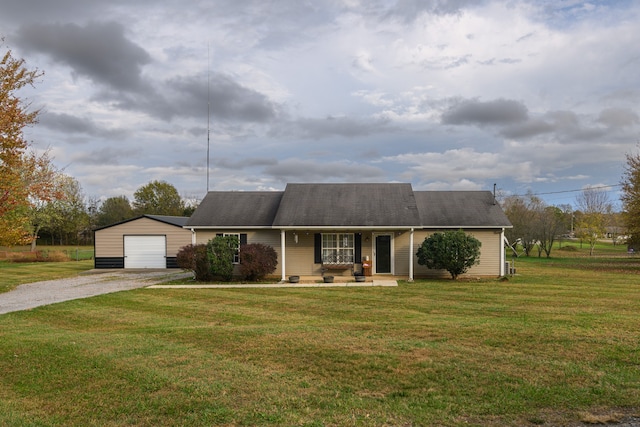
xmin=409 ymin=228 xmax=414 ymax=282
xmin=280 ymin=229 xmax=286 ymax=282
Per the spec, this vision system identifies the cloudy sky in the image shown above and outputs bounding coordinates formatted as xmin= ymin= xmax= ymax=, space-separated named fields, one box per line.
xmin=2 ymin=0 xmax=638 ymax=207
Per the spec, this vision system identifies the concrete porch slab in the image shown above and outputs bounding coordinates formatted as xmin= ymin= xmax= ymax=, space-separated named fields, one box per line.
xmin=147 ymin=280 xmax=397 ymax=289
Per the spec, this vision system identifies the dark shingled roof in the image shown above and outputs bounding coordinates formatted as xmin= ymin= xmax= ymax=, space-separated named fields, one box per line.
xmin=185 ymin=185 xmax=512 ymax=229
xmin=94 ymin=214 xmax=189 ymax=231
xmin=414 ymin=191 xmax=512 ymax=228
xmin=272 ymin=183 xmax=421 ymax=227
xmin=145 ymin=215 xmax=190 ymax=227
xmin=185 ymin=191 xmax=284 ymax=227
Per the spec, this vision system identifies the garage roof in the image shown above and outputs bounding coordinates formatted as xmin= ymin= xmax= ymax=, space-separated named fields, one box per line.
xmin=94 ymin=214 xmax=189 ymax=231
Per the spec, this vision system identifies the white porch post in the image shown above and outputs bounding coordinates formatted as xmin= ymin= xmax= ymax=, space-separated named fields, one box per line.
xmin=190 ymin=228 xmax=196 ymax=245
xmin=280 ymin=229 xmax=286 ymax=282
xmin=500 ymin=228 xmax=506 ymax=276
xmin=409 ymin=228 xmax=414 ymax=282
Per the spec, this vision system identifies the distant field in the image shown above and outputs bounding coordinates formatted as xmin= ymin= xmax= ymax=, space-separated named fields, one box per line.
xmin=0 ymin=241 xmax=637 ymax=426
xmin=0 ymin=245 xmax=94 ymax=262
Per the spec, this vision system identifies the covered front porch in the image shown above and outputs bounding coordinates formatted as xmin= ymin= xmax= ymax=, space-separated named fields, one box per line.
xmin=277 ymin=229 xmax=417 ymax=282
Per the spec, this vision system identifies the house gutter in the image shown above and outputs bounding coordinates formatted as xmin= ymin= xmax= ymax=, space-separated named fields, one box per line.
xmin=420 ymin=225 xmax=513 ymax=229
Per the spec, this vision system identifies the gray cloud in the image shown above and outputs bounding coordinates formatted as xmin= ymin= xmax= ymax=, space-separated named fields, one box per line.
xmin=442 ymin=98 xmax=529 ymax=126
xmin=501 ymin=119 xmax=555 ymax=139
xmin=39 ymin=112 xmax=127 ymax=139
xmin=597 ymin=107 xmax=640 ymax=128
xmin=501 ymin=110 xmax=603 ymax=140
xmin=214 ymin=157 xmax=278 ymax=169
xmin=88 ymin=71 xmax=280 ymax=123
xmin=378 ymin=0 xmax=484 ymax=21
xmin=70 ymin=146 xmax=140 ymax=165
xmin=270 ymin=116 xmax=394 ymax=139
xmin=16 ymin=21 xmax=152 ymax=93
xmin=263 ymin=159 xmax=386 ymax=183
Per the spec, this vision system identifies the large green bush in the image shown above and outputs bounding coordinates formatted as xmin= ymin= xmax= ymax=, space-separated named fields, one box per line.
xmin=239 ymin=243 xmax=278 ymax=281
xmin=207 ymin=235 xmax=239 ymax=281
xmin=416 ymin=229 xmax=481 ymax=280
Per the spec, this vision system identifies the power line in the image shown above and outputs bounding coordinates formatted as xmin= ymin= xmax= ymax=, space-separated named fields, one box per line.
xmin=509 ymin=184 xmax=622 ymax=199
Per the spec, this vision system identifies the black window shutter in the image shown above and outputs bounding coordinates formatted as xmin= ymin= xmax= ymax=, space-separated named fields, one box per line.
xmin=354 ymin=233 xmax=361 ymax=262
xmin=240 ymin=234 xmax=247 ymax=245
xmin=314 ymin=233 xmax=322 ymax=263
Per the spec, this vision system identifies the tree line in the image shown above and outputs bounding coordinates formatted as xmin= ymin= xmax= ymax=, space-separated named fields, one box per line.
xmin=502 ymin=186 xmax=622 ymax=258
xmin=29 ymin=178 xmax=196 ymax=247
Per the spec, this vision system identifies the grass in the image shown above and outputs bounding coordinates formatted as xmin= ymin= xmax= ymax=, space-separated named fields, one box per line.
xmin=0 ymin=245 xmax=94 ymax=261
xmin=0 ymin=243 xmax=638 ymax=425
xmin=0 ymin=260 xmax=94 ymax=294
xmin=0 ymin=245 xmax=95 ymax=293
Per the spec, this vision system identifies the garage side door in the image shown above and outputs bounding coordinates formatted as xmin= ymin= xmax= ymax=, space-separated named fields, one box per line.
xmin=124 ymin=235 xmax=166 ymax=268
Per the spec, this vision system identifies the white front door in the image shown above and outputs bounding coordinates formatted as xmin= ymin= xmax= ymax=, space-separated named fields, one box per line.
xmin=124 ymin=235 xmax=166 ymax=268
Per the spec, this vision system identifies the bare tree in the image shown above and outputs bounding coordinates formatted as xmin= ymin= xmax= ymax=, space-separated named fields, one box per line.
xmin=575 ymin=186 xmax=611 ymax=255
xmin=503 ymin=193 xmax=567 ymax=258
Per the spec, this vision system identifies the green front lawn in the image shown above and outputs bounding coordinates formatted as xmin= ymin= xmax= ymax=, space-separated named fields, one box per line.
xmin=0 ymin=247 xmax=638 ymax=426
xmin=0 ymin=260 xmax=94 ymax=294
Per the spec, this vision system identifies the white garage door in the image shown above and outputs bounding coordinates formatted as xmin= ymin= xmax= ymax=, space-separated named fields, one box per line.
xmin=124 ymin=235 xmax=166 ymax=268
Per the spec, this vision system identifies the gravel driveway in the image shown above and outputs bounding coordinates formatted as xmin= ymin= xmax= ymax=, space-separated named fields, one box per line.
xmin=0 ymin=270 xmax=192 ymax=315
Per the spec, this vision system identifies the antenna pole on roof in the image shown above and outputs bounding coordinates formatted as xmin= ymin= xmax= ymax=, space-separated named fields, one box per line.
xmin=206 ymin=44 xmax=211 ymax=192
xmin=493 ymin=183 xmax=497 ymax=205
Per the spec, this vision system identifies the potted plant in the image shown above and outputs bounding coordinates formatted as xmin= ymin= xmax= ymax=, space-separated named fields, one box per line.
xmin=354 ymin=273 xmax=366 ymax=282
xmin=323 ymin=276 xmax=334 ymax=283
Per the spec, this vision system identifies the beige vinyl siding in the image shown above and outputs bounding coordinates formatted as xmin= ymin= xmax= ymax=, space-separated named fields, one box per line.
xmin=411 ymin=229 xmax=502 ymax=278
xmin=195 ymin=230 xmax=283 ymax=276
xmin=392 ymin=231 xmax=410 ymax=275
xmin=95 ymin=217 xmax=191 ymax=257
xmin=283 ymin=232 xmax=317 ymax=275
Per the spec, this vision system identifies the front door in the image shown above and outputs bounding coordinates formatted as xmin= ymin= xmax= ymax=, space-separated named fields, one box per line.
xmin=375 ymin=234 xmax=392 ymax=274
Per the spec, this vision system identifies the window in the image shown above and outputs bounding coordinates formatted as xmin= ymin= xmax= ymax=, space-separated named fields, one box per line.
xmin=223 ymin=233 xmax=240 ymax=264
xmin=322 ymin=233 xmax=354 ymax=264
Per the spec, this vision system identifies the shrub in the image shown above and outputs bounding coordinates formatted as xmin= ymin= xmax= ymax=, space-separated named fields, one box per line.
xmin=239 ymin=243 xmax=278 ymax=281
xmin=176 ymin=244 xmax=212 ymax=281
xmin=44 ymin=251 xmax=71 ymax=262
xmin=416 ymin=229 xmax=481 ymax=280
xmin=207 ymin=235 xmax=239 ymax=281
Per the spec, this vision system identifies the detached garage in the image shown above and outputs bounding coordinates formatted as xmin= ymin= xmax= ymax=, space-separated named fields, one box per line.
xmin=94 ymin=215 xmax=192 ymax=269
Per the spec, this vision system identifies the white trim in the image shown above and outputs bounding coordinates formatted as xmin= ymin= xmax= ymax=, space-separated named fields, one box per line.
xmin=500 ymin=228 xmax=506 ymax=276
xmin=276 ymin=226 xmax=416 ymax=230
xmin=409 ymin=228 xmax=414 ymax=282
xmin=372 ymin=232 xmax=394 ymax=275
xmin=420 ymin=226 xmax=513 ymax=229
xmin=184 ymin=226 xmax=272 ymax=230
xmin=280 ymin=229 xmax=286 ymax=282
